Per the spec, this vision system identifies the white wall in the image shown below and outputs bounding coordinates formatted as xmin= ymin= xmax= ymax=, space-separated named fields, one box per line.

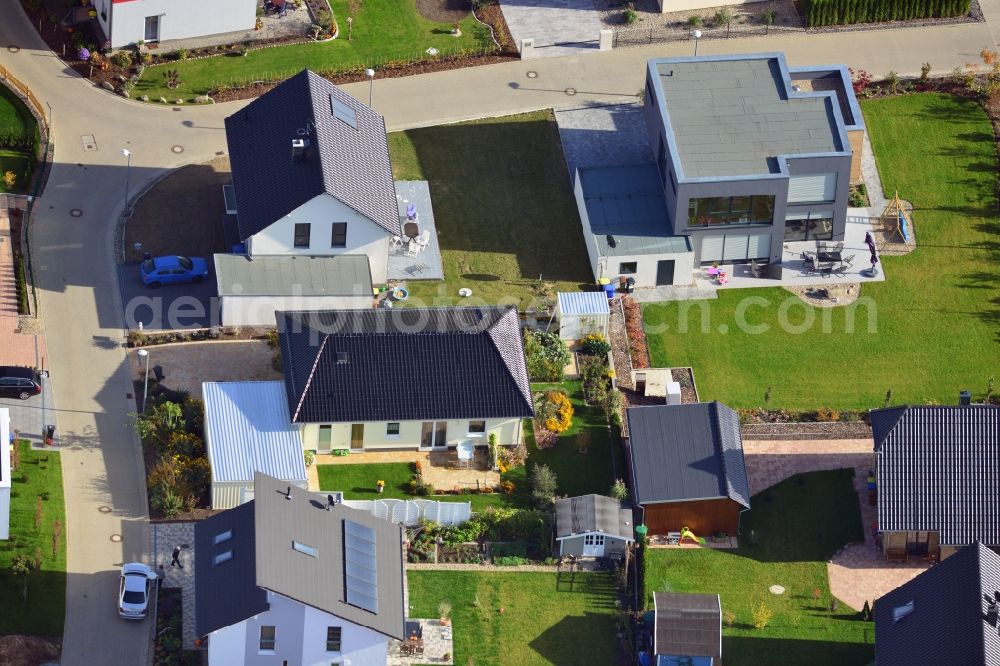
xmin=107 ymin=0 xmax=257 ymax=47
xmin=208 ymin=591 xmax=390 ymax=666
xmin=220 ymin=294 xmax=374 ymax=327
xmin=602 ymin=252 xmax=694 ymax=288
xmin=302 ymin=417 xmax=523 ymax=452
xmin=656 ymin=0 xmax=752 ymax=12
xmin=249 ymin=194 xmax=391 ymax=283
xmin=0 ymin=409 xmax=10 ymax=541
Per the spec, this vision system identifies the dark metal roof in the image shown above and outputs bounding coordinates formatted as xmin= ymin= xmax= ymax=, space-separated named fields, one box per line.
xmin=874 ymin=542 xmax=1000 ymax=666
xmin=224 ymin=70 xmax=400 ymax=241
xmin=554 ymin=494 xmax=634 ymax=540
xmin=873 ymin=405 xmax=1000 ymax=545
xmin=653 ymin=592 xmax=721 ymax=658
xmin=253 ymin=472 xmax=406 ymax=640
xmin=194 ymin=501 xmax=268 ymax=636
xmin=276 ymin=307 xmax=534 ymax=424
xmin=626 ymin=402 xmax=750 ymax=508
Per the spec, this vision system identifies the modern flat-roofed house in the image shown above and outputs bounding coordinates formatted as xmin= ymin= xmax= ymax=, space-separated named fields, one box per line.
xmin=195 ymin=472 xmax=405 ymax=665
xmin=652 ymin=592 xmax=722 ymax=666
xmin=277 ymin=306 xmax=533 ymax=453
xmin=554 ymin=494 xmax=634 ymax=558
xmin=873 ymin=541 xmax=1000 ymax=665
xmin=873 ymin=403 xmax=1000 ymax=562
xmin=574 ymin=53 xmax=865 ymax=286
xmin=95 ymin=0 xmax=257 ymax=48
xmin=626 ymin=402 xmax=750 ymax=536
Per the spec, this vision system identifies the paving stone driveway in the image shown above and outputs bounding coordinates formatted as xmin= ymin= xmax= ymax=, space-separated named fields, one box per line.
xmin=500 ymin=0 xmax=604 ymax=57
xmin=744 ymin=439 xmax=928 ymax=611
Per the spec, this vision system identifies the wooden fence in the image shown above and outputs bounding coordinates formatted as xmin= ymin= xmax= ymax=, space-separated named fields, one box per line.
xmin=0 ymin=63 xmax=48 ymax=135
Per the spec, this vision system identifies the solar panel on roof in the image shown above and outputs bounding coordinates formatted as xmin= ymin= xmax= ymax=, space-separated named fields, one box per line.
xmin=343 ymin=519 xmax=378 ymax=613
xmin=330 ymin=94 xmax=357 ymax=129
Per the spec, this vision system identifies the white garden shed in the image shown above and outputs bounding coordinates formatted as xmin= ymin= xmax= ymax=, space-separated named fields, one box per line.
xmin=556 ymin=292 xmax=610 ymax=342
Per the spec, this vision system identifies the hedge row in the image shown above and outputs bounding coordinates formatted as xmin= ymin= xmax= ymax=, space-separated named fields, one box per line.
xmin=803 ymin=0 xmax=970 ymax=26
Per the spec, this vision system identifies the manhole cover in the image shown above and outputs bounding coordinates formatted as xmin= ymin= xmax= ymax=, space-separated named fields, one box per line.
xmin=769 ymin=585 xmax=786 ymax=595
xmin=172 ymin=107 xmax=182 ymax=112
xmin=98 ymin=506 xmax=112 ymax=513
xmin=171 ymin=145 xmax=184 ymax=154
xmin=7 ymin=45 xmax=20 ymax=53
xmin=110 ymin=534 xmax=122 ymax=543
xmin=565 ymin=88 xmax=577 ymax=96
xmin=526 ymin=71 xmax=538 ymax=79
xmin=69 ymin=209 xmax=83 ymax=217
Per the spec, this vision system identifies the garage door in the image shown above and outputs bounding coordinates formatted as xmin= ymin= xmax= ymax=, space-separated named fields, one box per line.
xmin=788 ymin=173 xmax=837 ymax=203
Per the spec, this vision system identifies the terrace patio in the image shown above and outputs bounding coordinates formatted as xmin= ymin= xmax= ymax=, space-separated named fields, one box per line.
xmin=312 ymin=448 xmax=501 ymax=494
xmin=388 ymin=181 xmax=444 ymax=282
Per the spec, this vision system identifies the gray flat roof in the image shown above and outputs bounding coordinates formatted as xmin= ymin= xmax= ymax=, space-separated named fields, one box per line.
xmin=214 ymin=254 xmax=373 ymax=297
xmin=655 ymin=57 xmax=841 ymax=178
xmin=580 ymin=164 xmax=691 ymax=257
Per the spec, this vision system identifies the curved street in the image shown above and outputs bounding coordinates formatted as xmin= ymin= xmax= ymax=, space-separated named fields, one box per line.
xmin=0 ymin=0 xmax=996 ymax=660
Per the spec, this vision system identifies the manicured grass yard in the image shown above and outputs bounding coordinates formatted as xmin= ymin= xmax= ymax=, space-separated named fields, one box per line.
xmin=389 ymin=111 xmax=594 ymax=308
xmin=527 ymin=381 xmax=623 ymax=498
xmin=0 ymin=152 xmax=33 ymax=194
xmin=134 ymin=0 xmax=492 ymax=100
xmin=0 ymin=84 xmax=37 ymax=194
xmin=0 ymin=442 xmax=67 ymax=636
xmin=408 ymin=571 xmax=620 ymax=665
xmin=643 ymin=93 xmax=1000 ymax=410
xmin=645 ymin=469 xmax=870 ymax=666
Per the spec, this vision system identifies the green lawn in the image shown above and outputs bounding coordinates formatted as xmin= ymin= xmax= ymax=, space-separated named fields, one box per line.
xmin=0 ymin=442 xmax=67 ymax=636
xmin=0 ymin=84 xmax=34 ymax=138
xmin=134 ymin=0 xmax=492 ymax=100
xmin=408 ymin=571 xmax=620 ymax=665
xmin=644 ymin=93 xmax=1000 ymax=410
xmin=0 ymin=151 xmax=33 ymax=194
xmin=527 ymin=381 xmax=623 ymax=498
xmin=0 ymin=83 xmax=37 ymax=194
xmin=316 ymin=461 xmax=523 ymax=511
xmin=388 ymin=111 xmax=594 ymax=308
xmin=645 ymin=469 xmax=871 ymax=666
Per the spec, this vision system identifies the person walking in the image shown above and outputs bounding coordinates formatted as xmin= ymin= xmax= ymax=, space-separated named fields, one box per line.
xmin=171 ymin=546 xmax=183 ymax=569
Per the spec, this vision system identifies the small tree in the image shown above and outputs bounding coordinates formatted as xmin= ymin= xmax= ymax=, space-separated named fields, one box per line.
xmin=722 ymin=609 xmax=736 ymax=627
xmin=610 ymin=478 xmax=628 ymax=501
xmin=687 ymin=15 xmax=703 ymax=26
xmin=751 ymin=600 xmax=773 ymax=629
xmin=713 ymin=7 xmax=733 ymax=25
xmin=530 ymin=464 xmax=558 ymax=508
xmin=920 ymin=62 xmax=932 ymax=81
xmin=2 ymin=170 xmax=16 ymax=190
xmin=10 ymin=554 xmax=37 ymax=602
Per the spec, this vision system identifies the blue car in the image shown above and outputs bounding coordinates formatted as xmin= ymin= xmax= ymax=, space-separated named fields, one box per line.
xmin=140 ymin=255 xmax=209 ymax=287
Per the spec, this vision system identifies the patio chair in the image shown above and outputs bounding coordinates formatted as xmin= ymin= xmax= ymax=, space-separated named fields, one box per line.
xmin=842 ymin=254 xmax=855 ymax=267
xmin=750 ymin=259 xmax=768 ymax=279
xmin=415 ymin=229 xmax=431 ymax=251
xmin=405 ymin=240 xmax=419 ymax=258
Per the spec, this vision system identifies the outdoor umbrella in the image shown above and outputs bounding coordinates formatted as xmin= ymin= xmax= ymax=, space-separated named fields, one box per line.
xmin=865 ymin=232 xmax=879 ymax=266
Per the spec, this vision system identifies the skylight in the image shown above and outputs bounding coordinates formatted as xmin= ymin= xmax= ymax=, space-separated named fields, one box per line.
xmin=330 ymin=95 xmax=357 ymax=129
xmin=343 ymin=520 xmax=378 ymax=613
xmin=893 ymin=600 xmax=914 ymax=623
xmin=214 ymin=530 xmax=233 ymax=545
xmin=213 ymin=550 xmax=233 ymax=566
xmin=293 ymin=541 xmax=318 ymax=558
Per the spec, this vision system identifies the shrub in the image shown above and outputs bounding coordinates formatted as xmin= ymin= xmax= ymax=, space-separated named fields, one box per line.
xmin=580 ymin=333 xmax=611 ymax=357
xmin=603 ymin=388 xmax=624 ymax=421
xmin=751 ymin=600 xmax=774 ymax=629
xmin=814 ymin=407 xmax=840 ymax=422
xmin=850 ymin=68 xmax=873 ymax=96
xmin=623 ymin=7 xmax=637 ymax=23
xmin=166 ymin=431 xmax=204 ymax=458
xmin=78 ymin=47 xmax=90 ymax=61
xmin=530 ymin=464 xmax=558 ymax=508
xmin=533 ymin=425 xmax=558 ymax=449
xmin=760 ymin=9 xmax=776 ymax=24
xmin=580 ymin=356 xmax=609 ymax=405
xmin=920 ymin=62 xmax=932 ymax=81
xmin=723 ymin=609 xmax=736 ymax=626
xmin=111 ymin=50 xmax=132 ymax=68
xmin=610 ymin=478 xmax=628 ymax=501
xmin=494 ymin=555 xmax=529 ymax=566
xmin=500 ymin=480 xmax=515 ymax=494
xmin=687 ymin=15 xmax=703 ymax=26
xmin=524 ymin=330 xmax=571 ymax=381
xmin=303 ymin=450 xmax=315 ymax=467
xmin=176 ymin=48 xmax=188 ymax=60
xmin=537 ymin=390 xmax=573 ymax=433
xmin=264 ymin=329 xmax=279 ymax=348
xmin=140 ymin=52 xmax=152 ymax=65
xmin=4 ymin=170 xmax=17 ymax=189
xmin=884 ymin=70 xmax=900 ymax=94
xmin=803 ymin=0 xmax=969 ymax=26
xmin=848 ymin=184 xmax=868 ymax=207
xmin=150 ymin=483 xmax=186 ymax=517
xmin=713 ymin=7 xmax=733 ymax=24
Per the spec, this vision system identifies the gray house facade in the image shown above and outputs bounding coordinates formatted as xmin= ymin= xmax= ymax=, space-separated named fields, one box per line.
xmin=573 ymin=53 xmax=865 ymax=287
xmin=555 ymin=494 xmax=634 ymax=558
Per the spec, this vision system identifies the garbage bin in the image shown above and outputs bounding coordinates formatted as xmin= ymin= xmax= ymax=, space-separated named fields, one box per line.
xmin=45 ymin=425 xmax=55 ymax=446
xmin=624 ymin=277 xmax=636 ymax=294
xmin=603 ymin=283 xmax=616 ymax=299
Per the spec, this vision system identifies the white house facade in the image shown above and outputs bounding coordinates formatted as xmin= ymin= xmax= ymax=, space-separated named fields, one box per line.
xmin=96 ymin=0 xmax=256 ymax=48
xmin=300 ymin=416 xmax=524 ymax=453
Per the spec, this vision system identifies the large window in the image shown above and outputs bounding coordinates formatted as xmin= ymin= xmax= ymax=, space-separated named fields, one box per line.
xmin=259 ymin=626 xmax=276 ymax=652
xmin=294 ymin=223 xmax=311 ymax=248
xmin=326 ymin=627 xmax=342 ymax=652
xmin=331 ymin=223 xmax=347 ymax=248
xmin=688 ymin=195 xmax=775 ymax=227
xmin=784 ymin=212 xmax=834 ymax=242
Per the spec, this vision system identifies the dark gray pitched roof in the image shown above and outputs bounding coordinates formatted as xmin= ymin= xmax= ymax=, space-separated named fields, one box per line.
xmin=276 ymin=307 xmax=533 ymax=424
xmin=626 ymin=402 xmax=750 ymax=508
xmin=194 ymin=501 xmax=268 ymax=636
xmin=873 ymin=405 xmax=1000 ymax=545
xmin=554 ymin=494 xmax=634 ymax=540
xmin=874 ymin=542 xmax=1000 ymax=666
xmin=253 ymin=473 xmax=405 ymax=640
xmin=224 ymin=70 xmax=399 ymax=241
xmin=653 ymin=592 xmax=721 ymax=658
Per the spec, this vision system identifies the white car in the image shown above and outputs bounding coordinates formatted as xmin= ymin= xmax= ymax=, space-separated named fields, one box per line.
xmin=118 ymin=563 xmax=157 ymax=620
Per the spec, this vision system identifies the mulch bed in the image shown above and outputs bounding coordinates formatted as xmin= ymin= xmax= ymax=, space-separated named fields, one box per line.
xmin=416 ymin=0 xmax=471 ymax=24
xmin=0 ymin=635 xmax=61 ymax=666
xmin=741 ymin=421 xmax=873 ymax=439
xmin=671 ymin=367 xmax=697 ymax=403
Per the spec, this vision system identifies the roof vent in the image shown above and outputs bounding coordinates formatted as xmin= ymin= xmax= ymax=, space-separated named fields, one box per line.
xmin=606 ymin=234 xmax=617 ymax=248
xmin=892 ymin=600 xmax=914 ymax=623
xmin=960 ymin=390 xmax=972 ymax=406
xmin=285 ymin=486 xmax=293 ymax=501
xmin=327 ymin=493 xmax=342 ymax=511
xmin=336 ymin=352 xmax=348 ymax=364
xmin=292 ymin=138 xmax=309 ymax=160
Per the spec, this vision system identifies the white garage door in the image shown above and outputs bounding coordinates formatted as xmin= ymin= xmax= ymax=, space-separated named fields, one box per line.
xmin=788 ymin=173 xmax=838 ymax=203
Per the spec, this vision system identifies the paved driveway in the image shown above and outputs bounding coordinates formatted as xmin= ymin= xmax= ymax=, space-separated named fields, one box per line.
xmin=0 ymin=373 xmax=56 ymax=442
xmin=500 ymin=0 xmax=604 ymax=56
xmin=119 ymin=263 xmax=219 ymax=330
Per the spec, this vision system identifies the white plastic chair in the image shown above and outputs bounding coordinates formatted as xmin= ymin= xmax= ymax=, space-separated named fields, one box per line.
xmin=415 ymin=229 xmax=431 ymax=252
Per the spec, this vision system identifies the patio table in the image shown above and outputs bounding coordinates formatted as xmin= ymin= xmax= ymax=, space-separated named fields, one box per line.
xmin=817 ymin=251 xmax=842 ymax=263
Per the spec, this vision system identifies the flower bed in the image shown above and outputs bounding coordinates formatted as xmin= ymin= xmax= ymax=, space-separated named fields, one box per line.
xmin=620 ymin=296 xmax=649 ymax=369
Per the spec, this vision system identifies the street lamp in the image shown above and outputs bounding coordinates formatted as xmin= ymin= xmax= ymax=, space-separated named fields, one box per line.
xmin=137 ymin=348 xmax=150 ymax=414
xmin=365 ymin=68 xmax=375 ymax=107
xmin=690 ymin=29 xmax=702 ymax=56
xmin=121 ymin=148 xmax=132 ymax=214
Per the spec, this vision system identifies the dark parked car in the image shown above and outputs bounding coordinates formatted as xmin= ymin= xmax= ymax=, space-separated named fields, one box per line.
xmin=0 ymin=366 xmax=42 ymax=400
